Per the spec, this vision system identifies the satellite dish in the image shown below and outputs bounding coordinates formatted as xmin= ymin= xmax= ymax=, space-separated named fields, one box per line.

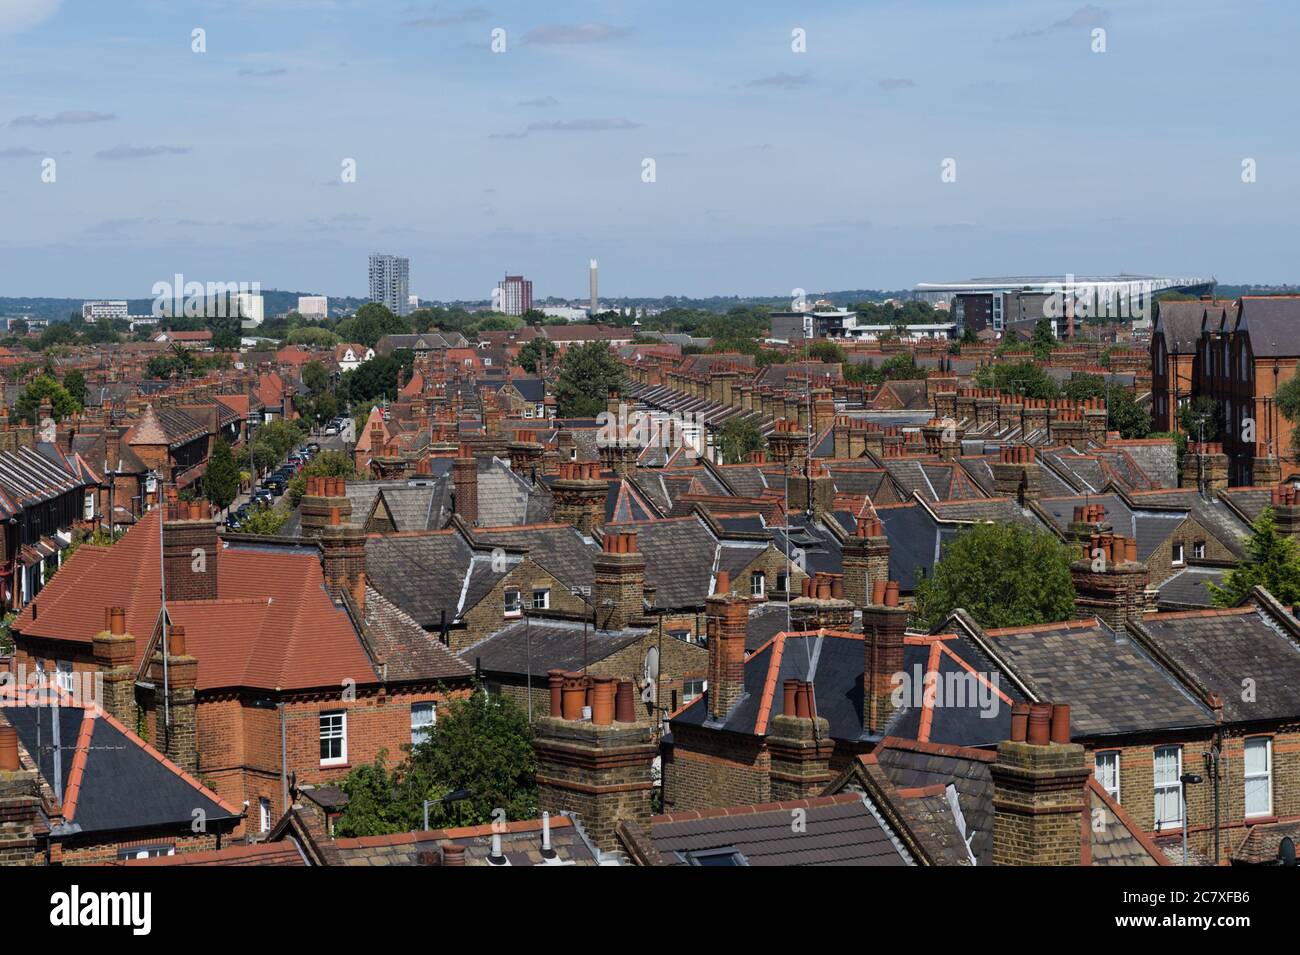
xmin=1280 ymin=837 xmax=1296 ymax=867
xmin=641 ymin=647 xmax=659 ymax=704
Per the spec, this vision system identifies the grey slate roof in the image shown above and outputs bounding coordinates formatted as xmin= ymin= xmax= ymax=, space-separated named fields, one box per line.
xmin=1157 ymin=566 xmax=1229 ymax=608
xmin=646 ymin=792 xmax=910 ymax=866
xmin=981 ymin=619 xmax=1215 ymax=738
xmin=875 ymin=743 xmax=995 ymax=865
xmin=460 ymin=618 xmax=648 ymax=678
xmin=1138 ymin=606 xmax=1300 ymax=723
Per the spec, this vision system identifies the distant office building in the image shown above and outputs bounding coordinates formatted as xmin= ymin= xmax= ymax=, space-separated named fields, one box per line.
xmin=408 ymin=293 xmax=420 ymax=311
xmin=368 ymin=253 xmax=411 ymax=317
xmin=298 ymin=295 xmax=328 ymax=320
xmin=81 ymin=300 xmax=128 ymax=324
xmin=541 ymin=305 xmax=588 ymax=322
xmin=236 ymin=293 xmax=264 ymax=329
xmin=769 ymin=309 xmax=955 ymax=343
xmin=498 ymin=274 xmax=533 ymax=316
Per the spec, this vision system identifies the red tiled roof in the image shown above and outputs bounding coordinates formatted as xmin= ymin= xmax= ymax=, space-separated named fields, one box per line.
xmin=13 ymin=510 xmax=379 ymax=691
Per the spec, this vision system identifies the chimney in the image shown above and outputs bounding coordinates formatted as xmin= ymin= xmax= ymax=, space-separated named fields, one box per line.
xmin=550 ymin=461 xmax=607 ymax=536
xmin=1070 ymin=533 xmax=1150 ymax=633
xmin=706 ymin=572 xmax=749 ymax=720
xmin=163 ymin=499 xmax=220 ymax=601
xmin=532 ymin=676 xmax=656 ymax=852
xmin=452 ymin=447 xmax=478 ymax=525
xmin=1254 ymin=456 xmax=1282 ymax=487
xmin=789 ymin=572 xmax=854 ymax=630
xmin=92 ymin=606 xmax=137 ymax=725
xmin=1270 ymin=485 xmax=1300 ymax=539
xmin=991 ymin=445 xmax=1041 ymax=505
xmin=320 ymin=506 xmax=367 ymax=611
xmin=300 ymin=475 xmax=352 ymax=538
xmin=507 ymin=430 xmax=543 ymax=477
xmin=991 ymin=702 xmax=1090 ymax=866
xmin=1179 ymin=441 xmax=1228 ymax=495
xmin=0 ymin=720 xmax=43 ymax=867
xmin=787 ymin=460 xmax=835 ymax=519
xmin=149 ymin=623 xmax=199 ymax=772
xmin=841 ymin=516 xmax=889 ymax=611
xmin=862 ymin=580 xmax=907 ymax=736
xmin=767 ymin=679 xmax=834 ymax=799
xmin=592 ymin=530 xmax=646 ymax=631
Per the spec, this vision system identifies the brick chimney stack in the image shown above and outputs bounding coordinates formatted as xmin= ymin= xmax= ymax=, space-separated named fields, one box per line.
xmin=706 ymin=572 xmax=749 ymax=721
xmin=788 ymin=460 xmax=835 ymax=519
xmin=0 ymin=721 xmax=43 ymax=866
xmin=1270 ymin=485 xmax=1300 ymax=539
xmin=789 ymin=572 xmax=854 ymax=630
xmin=1180 ymin=441 xmax=1229 ymax=495
xmin=92 ymin=606 xmax=137 ymax=726
xmin=551 ymin=462 xmax=607 ymax=536
xmin=507 ymin=429 xmax=543 ymax=477
xmin=767 ymin=679 xmax=834 ymax=799
xmin=320 ymin=506 xmax=367 ymax=611
xmin=992 ymin=445 xmax=1041 ymax=505
xmin=150 ymin=623 xmax=199 ymax=772
xmin=841 ymin=515 xmax=889 ymax=611
xmin=592 ymin=530 xmax=646 ymax=631
xmin=1070 ymin=533 xmax=1150 ymax=632
xmin=163 ymin=500 xmax=219 ymax=601
xmin=862 ymin=580 xmax=907 ymax=736
xmin=300 ymin=475 xmax=352 ymax=537
xmin=452 ymin=447 xmax=478 ymax=526
xmin=991 ymin=702 xmax=1090 ymax=866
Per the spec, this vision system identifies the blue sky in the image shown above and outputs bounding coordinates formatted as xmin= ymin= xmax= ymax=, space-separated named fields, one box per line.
xmin=1 ymin=0 xmax=1297 ymax=300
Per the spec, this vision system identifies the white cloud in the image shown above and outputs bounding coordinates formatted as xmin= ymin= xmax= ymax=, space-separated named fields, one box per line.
xmin=0 ymin=0 xmax=62 ymax=35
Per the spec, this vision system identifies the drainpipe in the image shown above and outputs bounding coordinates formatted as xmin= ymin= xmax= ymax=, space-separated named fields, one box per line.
xmin=279 ymin=702 xmax=288 ymax=814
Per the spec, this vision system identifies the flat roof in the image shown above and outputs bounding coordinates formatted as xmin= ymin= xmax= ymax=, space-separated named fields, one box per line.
xmin=915 ymin=274 xmax=1215 ymax=292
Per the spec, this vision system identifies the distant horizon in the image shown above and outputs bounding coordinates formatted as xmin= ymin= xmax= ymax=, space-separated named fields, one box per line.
xmin=4 ymin=1 xmax=1299 ymax=298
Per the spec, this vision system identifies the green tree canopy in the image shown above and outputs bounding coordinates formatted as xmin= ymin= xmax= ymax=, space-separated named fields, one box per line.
xmin=555 ymin=341 xmax=624 ymax=418
xmin=12 ymin=374 xmax=78 ymax=424
xmin=287 ymin=449 xmax=355 ymax=508
xmin=715 ymin=417 xmax=766 ymax=464
xmin=1209 ymin=508 xmax=1300 ymax=606
xmin=514 ymin=337 xmax=558 ymax=374
xmin=62 ymin=369 xmax=87 ymax=411
xmin=974 ymin=360 xmax=1059 ymax=400
xmin=334 ymin=682 xmax=537 ymax=836
xmin=914 ymin=522 xmax=1078 ymax=630
xmin=203 ymin=439 xmax=240 ymax=512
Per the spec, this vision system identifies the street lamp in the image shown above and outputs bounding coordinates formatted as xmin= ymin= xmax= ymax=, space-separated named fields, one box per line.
xmin=423 ymin=788 xmax=471 ymax=830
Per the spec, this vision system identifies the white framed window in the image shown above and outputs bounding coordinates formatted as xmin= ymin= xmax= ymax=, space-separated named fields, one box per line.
xmin=259 ymin=797 xmax=272 ymax=833
xmin=320 ymin=711 xmax=347 ymax=766
xmin=776 ymin=573 xmax=788 ymax=593
xmin=1244 ymin=737 xmax=1272 ymax=818
xmin=1193 ymin=541 xmax=1206 ymax=559
xmin=83 ymin=492 xmax=95 ymax=521
xmin=55 ymin=661 xmax=74 ymax=694
xmin=118 ymin=845 xmax=175 ymax=860
xmin=531 ymin=588 xmax=550 ymax=610
xmin=504 ymin=588 xmax=522 ymax=616
xmin=1171 ymin=542 xmax=1184 ymax=567
xmin=412 ymin=702 xmax=436 ymax=745
xmin=1153 ymin=745 xmax=1183 ymax=831
xmin=750 ymin=572 xmax=765 ymax=597
xmin=682 ymin=678 xmax=706 ymax=705
xmin=1094 ymin=750 xmax=1121 ymax=803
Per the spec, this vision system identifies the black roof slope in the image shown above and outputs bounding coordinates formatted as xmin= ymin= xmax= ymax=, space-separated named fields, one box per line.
xmin=4 ymin=705 xmax=240 ymax=836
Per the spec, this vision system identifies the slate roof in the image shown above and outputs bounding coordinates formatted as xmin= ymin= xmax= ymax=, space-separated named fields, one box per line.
xmin=368 ymin=482 xmax=451 ymax=532
xmin=606 ymin=517 xmax=719 ymax=609
xmin=460 ymin=618 xmax=649 ymax=678
xmin=333 ymin=815 xmax=603 ymax=866
xmin=1235 ymin=297 xmax=1300 ymax=357
xmin=980 ymin=619 xmax=1214 ymax=738
xmin=1155 ymin=300 xmax=1223 ymax=353
xmin=1157 ymin=566 xmax=1229 ymax=609
xmin=1137 ymin=605 xmax=1300 ymax=723
xmin=365 ymin=531 xmax=476 ymax=627
xmin=874 ymin=739 xmax=996 ymax=865
xmin=360 ymin=586 xmax=473 ymax=682
xmin=1 ymin=702 xmax=241 ymax=837
xmin=645 ymin=792 xmax=910 ymax=866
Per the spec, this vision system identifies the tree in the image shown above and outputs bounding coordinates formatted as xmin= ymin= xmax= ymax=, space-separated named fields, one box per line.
xmin=302 ymin=360 xmax=331 ymax=396
xmin=514 ymin=337 xmax=558 ymax=374
xmin=914 ymin=523 xmax=1078 ymax=630
xmin=62 ymin=369 xmax=87 ymax=411
xmin=12 ymin=374 xmax=78 ymax=424
xmin=1209 ymin=509 xmax=1300 ymax=606
xmin=340 ymin=354 xmax=401 ymax=404
xmin=1031 ymin=317 xmax=1056 ymax=360
xmin=555 ymin=341 xmax=623 ymax=418
xmin=333 ymin=682 xmax=537 ymax=836
xmin=238 ymin=505 xmax=289 ymax=536
xmin=805 ymin=340 xmax=845 ymax=363
xmin=975 ymin=360 xmax=1058 ymax=400
xmin=203 ymin=439 xmax=240 ymax=512
xmin=1178 ymin=396 xmax=1222 ymax=442
xmin=287 ymin=449 xmax=355 ymax=508
xmin=715 ymin=417 xmax=766 ymax=464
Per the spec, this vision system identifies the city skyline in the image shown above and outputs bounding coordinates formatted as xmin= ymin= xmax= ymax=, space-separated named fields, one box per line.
xmin=3 ymin=0 xmax=1299 ymax=301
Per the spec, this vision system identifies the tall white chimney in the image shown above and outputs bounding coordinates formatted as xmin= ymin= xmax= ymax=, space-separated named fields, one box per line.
xmin=589 ymin=258 xmax=599 ymax=317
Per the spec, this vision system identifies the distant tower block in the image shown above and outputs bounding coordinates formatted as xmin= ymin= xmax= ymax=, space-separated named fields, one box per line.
xmin=590 ymin=258 xmax=599 ymax=316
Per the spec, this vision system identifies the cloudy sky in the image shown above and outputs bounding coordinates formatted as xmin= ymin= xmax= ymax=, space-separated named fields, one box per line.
xmin=1 ymin=0 xmax=1297 ymax=300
